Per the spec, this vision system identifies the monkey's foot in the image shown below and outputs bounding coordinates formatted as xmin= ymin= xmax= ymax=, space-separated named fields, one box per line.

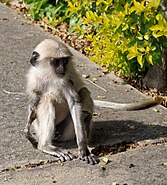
xmin=25 ymin=134 xmax=38 ymax=149
xmin=79 ymin=150 xmax=99 ymax=165
xmin=39 ymin=144 xmax=75 ymax=162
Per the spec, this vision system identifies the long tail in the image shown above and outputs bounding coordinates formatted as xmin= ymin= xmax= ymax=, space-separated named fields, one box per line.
xmin=93 ymin=98 xmax=158 ymax=111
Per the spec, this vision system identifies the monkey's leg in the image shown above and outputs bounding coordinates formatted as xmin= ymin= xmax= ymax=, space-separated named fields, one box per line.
xmin=82 ymin=111 xmax=93 ymax=141
xmin=78 ymin=87 xmax=94 ymax=141
xmin=37 ymin=96 xmax=74 ymax=162
xmin=78 ymin=87 xmax=99 ymax=164
xmin=57 ymin=113 xmax=76 ymax=141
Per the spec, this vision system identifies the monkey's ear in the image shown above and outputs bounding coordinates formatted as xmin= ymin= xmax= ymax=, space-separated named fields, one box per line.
xmin=30 ymin=51 xmax=39 ymax=66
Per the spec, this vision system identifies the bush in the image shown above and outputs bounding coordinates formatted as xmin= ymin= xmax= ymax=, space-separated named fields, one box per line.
xmin=24 ymin=0 xmax=68 ymax=23
xmin=24 ymin=0 xmax=167 ymax=78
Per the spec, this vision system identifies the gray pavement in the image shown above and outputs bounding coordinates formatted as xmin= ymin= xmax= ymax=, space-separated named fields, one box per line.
xmin=0 ymin=3 xmax=167 ymax=185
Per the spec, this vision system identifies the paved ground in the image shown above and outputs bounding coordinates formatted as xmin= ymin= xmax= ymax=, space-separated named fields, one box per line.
xmin=0 ymin=3 xmax=167 ymax=185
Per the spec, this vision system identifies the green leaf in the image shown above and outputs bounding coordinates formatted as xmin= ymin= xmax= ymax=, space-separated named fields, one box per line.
xmin=127 ymin=41 xmax=136 ymax=48
xmin=69 ymin=15 xmax=78 ymax=26
xmin=159 ymin=36 xmax=167 ymax=48
xmin=137 ymin=32 xmax=143 ymax=40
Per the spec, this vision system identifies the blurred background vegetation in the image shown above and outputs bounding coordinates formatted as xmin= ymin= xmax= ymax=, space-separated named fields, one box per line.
xmin=2 ymin=0 xmax=167 ymax=90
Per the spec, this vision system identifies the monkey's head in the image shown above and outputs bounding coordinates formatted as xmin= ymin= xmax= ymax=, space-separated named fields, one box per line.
xmin=30 ymin=39 xmax=73 ymax=78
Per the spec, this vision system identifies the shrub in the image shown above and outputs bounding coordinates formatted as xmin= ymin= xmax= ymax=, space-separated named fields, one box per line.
xmin=66 ymin=0 xmax=167 ymax=78
xmin=24 ymin=0 xmax=167 ymax=78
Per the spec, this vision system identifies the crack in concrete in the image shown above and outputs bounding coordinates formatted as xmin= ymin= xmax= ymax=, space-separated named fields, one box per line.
xmin=0 ymin=159 xmax=62 ymax=174
xmin=92 ymin=137 xmax=167 ymax=156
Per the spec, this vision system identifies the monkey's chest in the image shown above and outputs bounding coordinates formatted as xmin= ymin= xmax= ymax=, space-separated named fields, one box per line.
xmin=44 ymin=82 xmax=72 ymax=123
xmin=53 ymin=100 xmax=70 ymax=124
xmin=48 ymin=91 xmax=69 ymax=121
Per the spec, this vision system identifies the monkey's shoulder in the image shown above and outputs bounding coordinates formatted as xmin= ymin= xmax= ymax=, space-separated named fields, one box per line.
xmin=68 ymin=73 xmax=85 ymax=93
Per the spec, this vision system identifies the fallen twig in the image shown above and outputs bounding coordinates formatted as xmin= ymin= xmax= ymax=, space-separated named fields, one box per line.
xmin=3 ymin=88 xmax=25 ymax=95
xmin=86 ymin=79 xmax=108 ymax=92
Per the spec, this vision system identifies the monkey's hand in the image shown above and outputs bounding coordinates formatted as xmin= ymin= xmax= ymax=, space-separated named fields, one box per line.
xmin=78 ymin=149 xmax=99 ymax=165
xmin=25 ymin=108 xmax=37 ymax=148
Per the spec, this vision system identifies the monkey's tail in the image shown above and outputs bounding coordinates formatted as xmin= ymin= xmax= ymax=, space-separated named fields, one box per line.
xmin=93 ymin=98 xmax=159 ymax=111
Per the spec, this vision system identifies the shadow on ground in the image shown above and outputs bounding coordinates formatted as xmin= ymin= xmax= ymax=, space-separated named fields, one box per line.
xmin=91 ymin=120 xmax=167 ymax=145
xmin=54 ymin=119 xmax=167 ymax=154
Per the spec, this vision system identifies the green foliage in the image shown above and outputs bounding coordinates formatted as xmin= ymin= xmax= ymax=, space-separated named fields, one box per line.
xmin=24 ymin=0 xmax=68 ymax=22
xmin=65 ymin=0 xmax=167 ymax=77
xmin=24 ymin=0 xmax=167 ymax=78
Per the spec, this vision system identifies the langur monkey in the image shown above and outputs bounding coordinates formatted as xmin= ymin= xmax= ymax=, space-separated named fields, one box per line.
xmin=25 ymin=39 xmax=158 ymax=165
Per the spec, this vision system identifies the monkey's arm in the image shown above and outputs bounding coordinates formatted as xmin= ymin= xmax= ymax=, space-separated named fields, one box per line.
xmin=93 ymin=98 xmax=159 ymax=111
xmin=64 ymin=86 xmax=98 ymax=165
xmin=25 ymin=92 xmax=42 ymax=148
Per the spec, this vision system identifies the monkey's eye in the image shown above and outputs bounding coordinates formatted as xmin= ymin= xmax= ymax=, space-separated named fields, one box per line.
xmin=50 ymin=58 xmax=68 ymax=66
xmin=30 ymin=51 xmax=40 ymax=66
xmin=62 ymin=57 xmax=69 ymax=65
xmin=50 ymin=58 xmax=58 ymax=65
xmin=32 ymin=51 xmax=39 ymax=59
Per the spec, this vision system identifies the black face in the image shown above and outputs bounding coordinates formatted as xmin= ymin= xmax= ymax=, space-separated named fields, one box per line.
xmin=50 ymin=57 xmax=69 ymax=77
xmin=30 ymin=51 xmax=39 ymax=66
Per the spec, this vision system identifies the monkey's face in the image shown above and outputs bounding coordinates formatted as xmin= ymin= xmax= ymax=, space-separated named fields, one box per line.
xmin=50 ymin=57 xmax=69 ymax=78
xmin=30 ymin=39 xmax=73 ymax=78
xmin=30 ymin=53 xmax=69 ymax=78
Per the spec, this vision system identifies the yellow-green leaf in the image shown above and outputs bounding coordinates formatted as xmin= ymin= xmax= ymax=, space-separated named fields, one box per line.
xmin=137 ymin=55 xmax=143 ymax=67
xmin=146 ymin=54 xmax=153 ymax=65
xmin=137 ymin=32 xmax=143 ymax=40
xmin=128 ymin=43 xmax=138 ymax=53
xmin=161 ymin=162 xmax=167 ymax=166
xmin=131 ymin=0 xmax=145 ymax=14
xmin=68 ymin=1 xmax=73 ymax=8
xmin=124 ymin=3 xmax=130 ymax=14
xmin=156 ymin=13 xmax=163 ymax=21
xmin=89 ymin=11 xmax=96 ymax=22
xmin=150 ymin=25 xmax=164 ymax=31
xmin=144 ymin=34 xmax=149 ymax=40
xmin=146 ymin=46 xmax=150 ymax=53
xmin=127 ymin=52 xmax=137 ymax=60
xmin=86 ymin=11 xmax=90 ymax=19
xmin=138 ymin=47 xmax=145 ymax=52
xmin=114 ymin=19 xmax=123 ymax=32
xmin=122 ymin=24 xmax=129 ymax=31
xmin=151 ymin=46 xmax=156 ymax=51
xmin=102 ymin=13 xmax=109 ymax=25
xmin=152 ymin=31 xmax=165 ymax=38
